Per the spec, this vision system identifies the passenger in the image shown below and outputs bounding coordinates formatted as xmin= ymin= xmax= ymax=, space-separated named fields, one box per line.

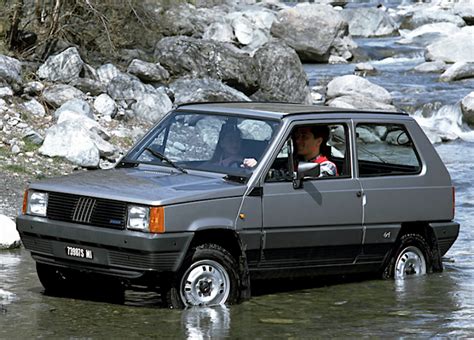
xmin=293 ymin=125 xmax=338 ymax=177
xmin=212 ymin=127 xmax=257 ymax=168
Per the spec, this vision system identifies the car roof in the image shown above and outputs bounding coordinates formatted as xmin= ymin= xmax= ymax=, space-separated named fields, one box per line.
xmin=175 ymin=102 xmax=407 ymax=120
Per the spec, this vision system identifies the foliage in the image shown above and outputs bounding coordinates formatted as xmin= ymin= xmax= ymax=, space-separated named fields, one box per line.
xmin=0 ymin=0 xmax=193 ymax=63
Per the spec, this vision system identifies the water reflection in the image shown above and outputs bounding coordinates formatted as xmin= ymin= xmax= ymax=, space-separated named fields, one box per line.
xmin=182 ymin=306 xmax=231 ymax=340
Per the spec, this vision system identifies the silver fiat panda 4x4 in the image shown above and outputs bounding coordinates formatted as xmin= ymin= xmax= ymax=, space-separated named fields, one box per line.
xmin=17 ymin=102 xmax=459 ymax=308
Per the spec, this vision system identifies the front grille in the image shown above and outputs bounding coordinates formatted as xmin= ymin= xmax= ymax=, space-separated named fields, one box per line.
xmin=47 ymin=192 xmax=127 ymax=229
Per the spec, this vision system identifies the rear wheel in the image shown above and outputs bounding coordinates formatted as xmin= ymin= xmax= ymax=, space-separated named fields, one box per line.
xmin=162 ymin=244 xmax=241 ymax=308
xmin=383 ymin=233 xmax=432 ymax=280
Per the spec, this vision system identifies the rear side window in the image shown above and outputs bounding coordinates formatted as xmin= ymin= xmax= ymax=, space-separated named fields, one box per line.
xmin=356 ymin=123 xmax=421 ymax=177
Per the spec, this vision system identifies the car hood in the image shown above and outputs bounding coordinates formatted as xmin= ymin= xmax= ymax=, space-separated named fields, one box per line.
xmin=29 ymin=167 xmax=247 ymax=206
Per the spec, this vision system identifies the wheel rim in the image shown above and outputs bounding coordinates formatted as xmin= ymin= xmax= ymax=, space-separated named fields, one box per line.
xmin=180 ymin=260 xmax=230 ymax=307
xmin=394 ymin=246 xmax=427 ymax=279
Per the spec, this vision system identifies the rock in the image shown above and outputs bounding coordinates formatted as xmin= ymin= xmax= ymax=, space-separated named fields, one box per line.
xmin=37 ymin=47 xmax=84 ymax=82
xmin=327 ymin=75 xmax=392 ymax=104
xmin=398 ymin=23 xmax=461 ymax=46
xmin=453 ymin=2 xmax=474 ymax=25
xmin=127 ymin=59 xmax=170 ymax=83
xmin=22 ymin=130 xmax=44 ymax=145
xmin=69 ymin=78 xmax=105 ymax=96
xmin=0 ymin=86 xmax=13 ymax=97
xmin=42 ymin=84 xmax=86 ymax=108
xmin=130 ymin=89 xmax=173 ymax=123
xmin=0 ymin=215 xmax=21 ymax=249
xmin=0 ymin=55 xmax=22 ymax=89
xmin=54 ymin=99 xmax=93 ymax=121
xmin=39 ymin=120 xmax=114 ymax=167
xmin=23 ymin=81 xmax=45 ymax=96
xmin=400 ymin=6 xmax=465 ymax=30
xmin=270 ymin=4 xmax=356 ymax=62
xmin=155 ymin=36 xmax=259 ymax=94
xmin=425 ymin=26 xmax=474 ymax=63
xmin=461 ymin=92 xmax=474 ymax=125
xmin=341 ymin=7 xmax=398 ymax=37
xmin=170 ymin=77 xmax=250 ymax=105
xmin=354 ymin=63 xmax=377 ymax=76
xmin=440 ymin=62 xmax=474 ymax=82
xmin=107 ymin=73 xmax=149 ymax=103
xmin=327 ymin=94 xmax=397 ymax=111
xmin=203 ymin=22 xmax=235 ymax=43
xmin=21 ymin=99 xmax=46 ymax=117
xmin=96 ymin=63 xmax=122 ymax=86
xmin=251 ymin=40 xmax=311 ymax=104
xmin=154 ymin=3 xmax=210 ymax=37
xmin=11 ymin=144 xmax=20 ymax=154
xmin=94 ymin=94 xmax=117 ymax=119
xmin=229 ymin=9 xmax=275 ymax=50
xmin=413 ymin=61 xmax=446 ymax=73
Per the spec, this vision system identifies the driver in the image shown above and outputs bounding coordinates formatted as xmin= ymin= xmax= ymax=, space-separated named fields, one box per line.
xmin=212 ymin=127 xmax=257 ymax=168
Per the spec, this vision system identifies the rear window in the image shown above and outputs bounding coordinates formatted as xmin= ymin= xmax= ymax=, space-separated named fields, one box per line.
xmin=356 ymin=123 xmax=421 ymax=177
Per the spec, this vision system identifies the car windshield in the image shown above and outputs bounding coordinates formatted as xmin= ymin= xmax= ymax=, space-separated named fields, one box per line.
xmin=123 ymin=110 xmax=281 ymax=178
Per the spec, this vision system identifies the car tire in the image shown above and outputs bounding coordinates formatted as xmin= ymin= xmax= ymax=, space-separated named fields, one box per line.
xmin=382 ymin=233 xmax=432 ymax=280
xmin=161 ymin=244 xmax=241 ymax=309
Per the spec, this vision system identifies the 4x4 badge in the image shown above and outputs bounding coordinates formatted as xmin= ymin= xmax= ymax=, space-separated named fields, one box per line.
xmin=383 ymin=232 xmax=391 ymax=239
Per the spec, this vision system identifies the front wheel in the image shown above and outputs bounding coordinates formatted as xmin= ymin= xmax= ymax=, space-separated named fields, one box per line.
xmin=162 ymin=244 xmax=241 ymax=308
xmin=383 ymin=233 xmax=432 ymax=280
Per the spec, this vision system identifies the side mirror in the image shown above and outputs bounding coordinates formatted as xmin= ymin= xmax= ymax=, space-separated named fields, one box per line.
xmin=293 ymin=162 xmax=320 ymax=189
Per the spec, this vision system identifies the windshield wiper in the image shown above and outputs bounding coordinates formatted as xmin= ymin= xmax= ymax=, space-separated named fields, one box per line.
xmin=145 ymin=147 xmax=188 ymax=174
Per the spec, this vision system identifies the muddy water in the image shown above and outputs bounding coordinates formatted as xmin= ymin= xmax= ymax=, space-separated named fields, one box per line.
xmin=0 ymin=142 xmax=473 ymax=338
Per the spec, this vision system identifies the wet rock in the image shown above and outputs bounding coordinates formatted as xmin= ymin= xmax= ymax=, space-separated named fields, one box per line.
xmin=251 ymin=40 xmax=311 ymax=104
xmin=21 ymin=99 xmax=46 ymax=117
xmin=0 ymin=55 xmax=22 ymax=90
xmin=130 ymin=89 xmax=172 ymax=123
xmin=327 ymin=75 xmax=393 ymax=104
xmin=22 ymin=130 xmax=44 ymax=145
xmin=42 ymin=84 xmax=86 ymax=108
xmin=270 ymin=4 xmax=355 ymax=62
xmin=97 ymin=63 xmax=122 ymax=87
xmin=23 ymin=81 xmax=45 ymax=96
xmin=170 ymin=77 xmax=250 ymax=105
xmin=155 ymin=36 xmax=259 ymax=94
xmin=398 ymin=23 xmax=461 ymax=46
xmin=327 ymin=94 xmax=397 ymax=111
xmin=440 ymin=62 xmax=474 ymax=82
xmin=69 ymin=78 xmax=105 ymax=96
xmin=341 ymin=7 xmax=398 ymax=37
xmin=94 ymin=94 xmax=117 ymax=119
xmin=425 ymin=26 xmax=474 ymax=63
xmin=37 ymin=47 xmax=84 ymax=83
xmin=400 ymin=6 xmax=465 ymax=30
xmin=127 ymin=59 xmax=170 ymax=83
xmin=461 ymin=92 xmax=474 ymax=125
xmin=0 ymin=214 xmax=21 ymax=249
xmin=354 ymin=63 xmax=377 ymax=76
xmin=413 ymin=61 xmax=446 ymax=73
xmin=54 ymin=99 xmax=93 ymax=121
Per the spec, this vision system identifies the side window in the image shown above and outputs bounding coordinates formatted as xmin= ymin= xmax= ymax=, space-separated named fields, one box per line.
xmin=266 ymin=123 xmax=350 ymax=182
xmin=356 ymin=123 xmax=421 ymax=177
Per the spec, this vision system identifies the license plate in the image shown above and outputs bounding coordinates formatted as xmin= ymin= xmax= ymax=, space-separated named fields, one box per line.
xmin=65 ymin=246 xmax=93 ymax=260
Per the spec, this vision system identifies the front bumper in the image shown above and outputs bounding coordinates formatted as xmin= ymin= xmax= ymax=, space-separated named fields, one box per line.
xmin=16 ymin=214 xmax=193 ymax=279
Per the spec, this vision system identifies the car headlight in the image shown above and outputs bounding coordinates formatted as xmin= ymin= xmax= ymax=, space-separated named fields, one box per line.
xmin=127 ymin=205 xmax=165 ymax=233
xmin=25 ymin=191 xmax=48 ymax=217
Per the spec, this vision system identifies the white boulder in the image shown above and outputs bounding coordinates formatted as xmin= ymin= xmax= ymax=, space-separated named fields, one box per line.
xmin=440 ymin=62 xmax=474 ymax=82
xmin=0 ymin=215 xmax=21 ymax=249
xmin=461 ymin=92 xmax=474 ymax=125
xmin=37 ymin=47 xmax=84 ymax=82
xmin=425 ymin=26 xmax=474 ymax=63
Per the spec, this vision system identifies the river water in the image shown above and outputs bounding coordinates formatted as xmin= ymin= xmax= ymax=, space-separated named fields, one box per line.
xmin=1 ymin=21 xmax=474 ymax=340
